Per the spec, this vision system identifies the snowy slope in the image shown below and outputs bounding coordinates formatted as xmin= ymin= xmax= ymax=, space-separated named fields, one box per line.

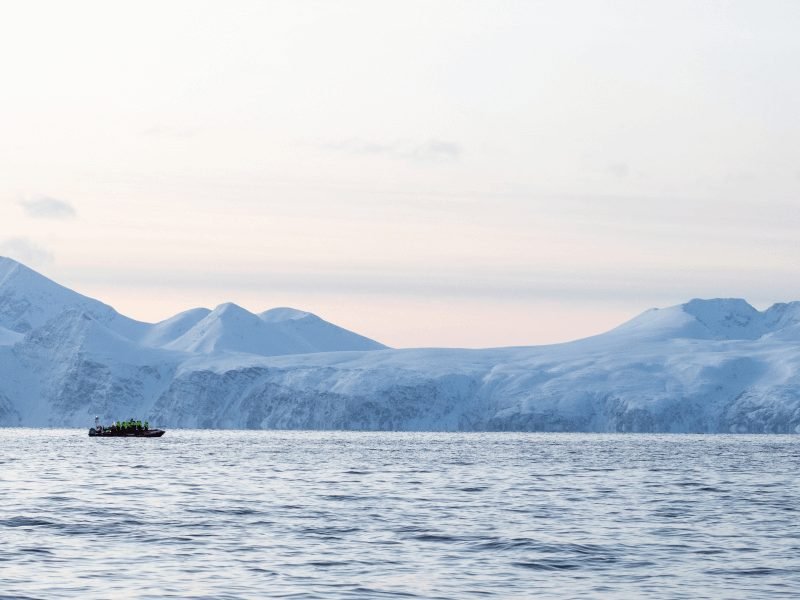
xmin=257 ymin=307 xmax=387 ymax=352
xmin=0 ymin=257 xmax=147 ymax=338
xmin=259 ymin=307 xmax=310 ymax=322
xmin=0 ymin=257 xmax=385 ymax=356
xmin=0 ymin=325 xmax=22 ymax=346
xmin=606 ymin=298 xmax=800 ymax=342
xmin=139 ymin=307 xmax=212 ymax=348
xmin=1 ymin=256 xmax=800 ymax=433
xmin=164 ymin=303 xmax=386 ymax=355
xmin=148 ymin=320 xmax=800 ymax=433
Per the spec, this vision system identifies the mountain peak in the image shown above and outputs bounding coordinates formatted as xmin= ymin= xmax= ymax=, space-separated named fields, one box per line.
xmin=682 ymin=297 xmax=757 ymax=318
xmin=212 ymin=302 xmax=250 ymax=314
xmin=679 ymin=298 xmax=762 ymax=339
xmin=0 ymin=256 xmax=22 ymax=266
xmin=0 ymin=256 xmax=33 ymax=286
xmin=609 ymin=297 xmax=797 ymax=342
xmin=0 ymin=255 xmax=21 ymax=274
xmin=259 ymin=307 xmax=313 ymax=323
xmin=209 ymin=302 xmax=262 ymax=323
xmin=162 ymin=301 xmax=385 ymax=356
xmin=0 ymin=256 xmax=126 ymax=334
xmin=0 ymin=260 xmax=387 ymax=356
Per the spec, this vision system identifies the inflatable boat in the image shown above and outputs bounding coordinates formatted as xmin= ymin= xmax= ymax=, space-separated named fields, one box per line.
xmin=89 ymin=428 xmax=165 ymax=437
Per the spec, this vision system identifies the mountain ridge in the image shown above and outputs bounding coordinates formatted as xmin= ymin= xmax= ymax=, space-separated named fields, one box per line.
xmin=0 ymin=257 xmax=387 ymax=356
xmin=1 ymin=256 xmax=799 ymax=433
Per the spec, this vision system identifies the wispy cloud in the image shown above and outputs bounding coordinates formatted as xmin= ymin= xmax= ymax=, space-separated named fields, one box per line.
xmin=324 ymin=138 xmax=461 ymax=162
xmin=19 ymin=196 xmax=77 ymax=219
xmin=63 ymin=260 xmax=799 ymax=308
xmin=0 ymin=238 xmax=54 ymax=266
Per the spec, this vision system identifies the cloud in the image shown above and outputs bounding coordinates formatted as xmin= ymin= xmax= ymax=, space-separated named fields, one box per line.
xmin=19 ymin=196 xmax=77 ymax=219
xmin=65 ymin=260 xmax=799 ymax=308
xmin=324 ymin=138 xmax=461 ymax=162
xmin=606 ymin=162 xmax=630 ymax=178
xmin=0 ymin=238 xmax=54 ymax=266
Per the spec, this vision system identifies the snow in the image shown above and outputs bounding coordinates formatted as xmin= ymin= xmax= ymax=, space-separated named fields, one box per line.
xmin=606 ymin=298 xmax=800 ymax=343
xmin=0 ymin=325 xmax=22 ymax=346
xmin=163 ymin=302 xmax=386 ymax=356
xmin=139 ymin=307 xmax=211 ymax=348
xmin=259 ymin=307 xmax=311 ymax=322
xmin=2 ymin=256 xmax=800 ymax=433
xmin=0 ymin=256 xmax=147 ymax=338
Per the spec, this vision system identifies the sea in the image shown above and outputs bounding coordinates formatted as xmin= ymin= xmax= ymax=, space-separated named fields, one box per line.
xmin=1 ymin=429 xmax=798 ymax=599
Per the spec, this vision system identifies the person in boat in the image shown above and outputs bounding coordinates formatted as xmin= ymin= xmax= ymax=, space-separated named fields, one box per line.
xmin=94 ymin=416 xmax=102 ymax=433
xmin=144 ymin=421 xmax=149 ymax=431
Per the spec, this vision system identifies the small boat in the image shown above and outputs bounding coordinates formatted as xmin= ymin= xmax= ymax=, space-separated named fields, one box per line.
xmin=89 ymin=416 xmax=164 ymax=437
xmin=89 ymin=428 xmax=165 ymax=437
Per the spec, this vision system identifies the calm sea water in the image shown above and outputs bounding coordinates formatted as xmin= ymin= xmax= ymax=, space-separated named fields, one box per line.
xmin=1 ymin=429 xmax=798 ymax=599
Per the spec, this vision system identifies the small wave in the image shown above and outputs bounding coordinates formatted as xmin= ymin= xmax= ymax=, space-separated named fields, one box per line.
xmin=0 ymin=517 xmax=56 ymax=528
xmin=705 ymin=567 xmax=788 ymax=576
xmin=301 ymin=526 xmax=361 ymax=538
xmin=20 ymin=547 xmax=54 ymax=555
xmin=186 ymin=507 xmax=259 ymax=516
xmin=412 ymin=534 xmax=460 ymax=543
xmin=44 ymin=495 xmax=73 ymax=502
xmin=320 ymin=494 xmax=361 ymax=501
xmin=512 ymin=560 xmax=581 ymax=571
xmin=349 ymin=586 xmax=421 ymax=598
xmin=306 ymin=560 xmax=349 ymax=567
xmin=475 ymin=539 xmax=533 ymax=551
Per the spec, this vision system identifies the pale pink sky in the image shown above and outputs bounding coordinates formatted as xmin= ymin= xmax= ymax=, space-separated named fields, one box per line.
xmin=2 ymin=1 xmax=799 ymax=347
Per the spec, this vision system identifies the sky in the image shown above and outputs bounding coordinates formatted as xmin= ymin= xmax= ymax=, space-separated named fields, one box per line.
xmin=2 ymin=0 xmax=799 ymax=348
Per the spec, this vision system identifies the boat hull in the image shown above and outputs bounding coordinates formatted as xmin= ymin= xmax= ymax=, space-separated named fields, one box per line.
xmin=89 ymin=428 xmax=165 ymax=437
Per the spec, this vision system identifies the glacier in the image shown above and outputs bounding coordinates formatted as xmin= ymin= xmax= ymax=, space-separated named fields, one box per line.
xmin=1 ymin=256 xmax=800 ymax=433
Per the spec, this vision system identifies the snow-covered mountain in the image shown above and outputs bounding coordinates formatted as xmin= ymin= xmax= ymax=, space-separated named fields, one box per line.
xmin=2 ymin=256 xmax=800 ymax=433
xmin=0 ymin=256 xmax=146 ymax=338
xmin=0 ymin=257 xmax=385 ymax=356
xmin=162 ymin=302 xmax=384 ymax=355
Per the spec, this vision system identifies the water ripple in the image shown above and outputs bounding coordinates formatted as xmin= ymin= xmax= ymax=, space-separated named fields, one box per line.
xmin=1 ymin=430 xmax=799 ymax=598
